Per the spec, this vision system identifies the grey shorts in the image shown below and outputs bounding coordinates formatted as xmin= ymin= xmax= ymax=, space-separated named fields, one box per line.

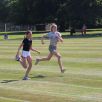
xmin=49 ymin=45 xmax=56 ymax=53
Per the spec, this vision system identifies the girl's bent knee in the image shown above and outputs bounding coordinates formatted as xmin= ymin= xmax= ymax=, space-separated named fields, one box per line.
xmin=58 ymin=55 xmax=61 ymax=59
xmin=29 ymin=63 xmax=32 ymax=67
xmin=24 ymin=65 xmax=27 ymax=69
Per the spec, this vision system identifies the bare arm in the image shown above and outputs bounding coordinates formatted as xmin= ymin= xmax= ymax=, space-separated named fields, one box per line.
xmin=58 ymin=36 xmax=63 ymax=42
xmin=16 ymin=43 xmax=23 ymax=56
xmin=57 ymin=32 xmax=63 ymax=42
xmin=30 ymin=46 xmax=40 ymax=54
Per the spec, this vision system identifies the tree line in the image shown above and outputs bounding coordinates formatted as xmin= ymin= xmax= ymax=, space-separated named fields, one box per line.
xmin=0 ymin=0 xmax=102 ymax=31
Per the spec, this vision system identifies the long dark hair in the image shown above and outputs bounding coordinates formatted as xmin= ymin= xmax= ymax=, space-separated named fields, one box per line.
xmin=24 ymin=30 xmax=32 ymax=39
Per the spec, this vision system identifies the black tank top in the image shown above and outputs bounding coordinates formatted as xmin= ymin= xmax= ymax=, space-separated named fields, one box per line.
xmin=22 ymin=38 xmax=32 ymax=51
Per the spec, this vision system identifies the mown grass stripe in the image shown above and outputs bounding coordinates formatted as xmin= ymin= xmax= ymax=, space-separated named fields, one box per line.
xmin=0 ymin=37 xmax=102 ymax=102
xmin=0 ymin=97 xmax=25 ymax=102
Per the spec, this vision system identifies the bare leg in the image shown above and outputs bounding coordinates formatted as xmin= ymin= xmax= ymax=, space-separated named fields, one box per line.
xmin=54 ymin=51 xmax=65 ymax=73
xmin=24 ymin=56 xmax=32 ymax=78
xmin=84 ymin=30 xmax=86 ymax=35
xmin=35 ymin=53 xmax=53 ymax=65
xmin=19 ymin=56 xmax=27 ymax=69
xmin=81 ymin=30 xmax=83 ymax=35
xmin=39 ymin=53 xmax=53 ymax=61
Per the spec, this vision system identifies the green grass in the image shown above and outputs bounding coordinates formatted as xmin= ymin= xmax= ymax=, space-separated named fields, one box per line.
xmin=0 ymin=34 xmax=102 ymax=102
xmin=0 ymin=28 xmax=102 ymax=36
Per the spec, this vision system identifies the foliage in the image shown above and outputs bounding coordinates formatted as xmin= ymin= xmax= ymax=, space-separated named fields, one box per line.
xmin=0 ymin=0 xmax=102 ymax=30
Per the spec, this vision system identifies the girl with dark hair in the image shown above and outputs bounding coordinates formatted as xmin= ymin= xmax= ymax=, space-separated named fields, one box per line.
xmin=16 ymin=30 xmax=40 ymax=80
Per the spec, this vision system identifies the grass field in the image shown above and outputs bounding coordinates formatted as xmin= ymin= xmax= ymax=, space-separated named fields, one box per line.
xmin=0 ymin=33 xmax=102 ymax=102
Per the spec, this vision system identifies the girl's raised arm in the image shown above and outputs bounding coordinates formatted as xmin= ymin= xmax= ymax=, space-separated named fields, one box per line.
xmin=30 ymin=45 xmax=40 ymax=54
xmin=57 ymin=32 xmax=63 ymax=42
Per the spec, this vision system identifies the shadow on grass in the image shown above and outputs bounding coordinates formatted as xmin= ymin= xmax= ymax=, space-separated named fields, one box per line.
xmin=0 ymin=80 xmax=19 ymax=83
xmin=31 ymin=74 xmax=46 ymax=79
xmin=31 ymin=74 xmax=64 ymax=79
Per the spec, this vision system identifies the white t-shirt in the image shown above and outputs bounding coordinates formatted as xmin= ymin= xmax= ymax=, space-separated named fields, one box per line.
xmin=47 ymin=31 xmax=61 ymax=46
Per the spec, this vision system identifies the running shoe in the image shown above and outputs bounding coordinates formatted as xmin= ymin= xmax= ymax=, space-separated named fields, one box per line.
xmin=35 ymin=58 xmax=39 ymax=65
xmin=22 ymin=76 xmax=30 ymax=80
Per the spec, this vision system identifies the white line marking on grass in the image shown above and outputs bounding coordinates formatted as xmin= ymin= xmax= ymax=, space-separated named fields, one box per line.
xmin=0 ymin=80 xmax=102 ymax=91
xmin=0 ymin=96 xmax=30 ymax=102
xmin=1 ymin=87 xmax=102 ymax=102
xmin=0 ymin=81 xmax=102 ymax=101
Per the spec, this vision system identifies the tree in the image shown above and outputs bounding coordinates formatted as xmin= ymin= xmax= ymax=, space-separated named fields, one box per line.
xmin=8 ymin=0 xmax=59 ymax=24
xmin=60 ymin=0 xmax=102 ymax=28
xmin=0 ymin=0 xmax=9 ymax=22
xmin=0 ymin=0 xmax=102 ymax=29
